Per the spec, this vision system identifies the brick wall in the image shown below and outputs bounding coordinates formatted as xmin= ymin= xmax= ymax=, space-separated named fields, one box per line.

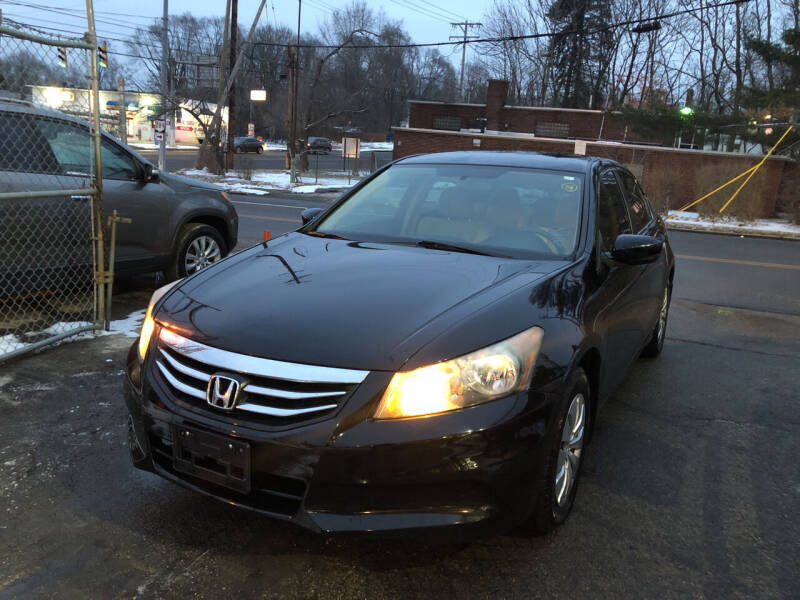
xmin=392 ymin=128 xmax=792 ymax=219
xmin=409 ymin=101 xmax=652 ymax=142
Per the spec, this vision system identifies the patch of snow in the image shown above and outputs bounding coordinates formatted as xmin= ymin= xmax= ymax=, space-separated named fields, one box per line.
xmin=181 ymin=168 xmax=211 ymax=177
xmin=107 ymin=309 xmax=146 ymax=338
xmin=292 ymin=184 xmax=347 ymax=194
xmin=129 ymin=143 xmax=199 ymax=150
xmin=224 ymin=184 xmax=270 ymax=195
xmin=0 ymin=334 xmax=28 ymax=353
xmin=665 ymin=211 xmax=800 ymax=237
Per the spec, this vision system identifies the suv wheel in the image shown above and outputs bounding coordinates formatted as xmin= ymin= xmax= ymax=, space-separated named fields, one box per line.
xmin=166 ymin=223 xmax=227 ymax=281
xmin=521 ymin=367 xmax=589 ymax=535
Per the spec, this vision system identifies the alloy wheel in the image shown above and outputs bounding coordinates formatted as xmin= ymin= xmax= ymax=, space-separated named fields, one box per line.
xmin=657 ymin=287 xmax=669 ymax=344
xmin=185 ymin=235 xmax=222 ymax=274
xmin=555 ymin=393 xmax=586 ymax=508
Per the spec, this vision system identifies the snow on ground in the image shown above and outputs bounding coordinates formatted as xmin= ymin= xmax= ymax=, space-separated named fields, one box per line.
xmin=179 ymin=168 xmax=358 ymax=194
xmin=1 ymin=308 xmax=147 ymax=358
xmin=128 ymin=143 xmax=200 ymax=150
xmin=665 ymin=211 xmax=800 ymax=238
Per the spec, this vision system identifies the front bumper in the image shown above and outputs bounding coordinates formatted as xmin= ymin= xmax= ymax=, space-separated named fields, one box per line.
xmin=125 ymin=342 xmax=559 ymax=535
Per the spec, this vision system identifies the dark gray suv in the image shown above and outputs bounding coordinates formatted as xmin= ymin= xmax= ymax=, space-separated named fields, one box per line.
xmin=0 ymin=99 xmax=237 ymax=281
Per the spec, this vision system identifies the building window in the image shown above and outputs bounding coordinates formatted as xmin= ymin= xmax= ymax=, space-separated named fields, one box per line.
xmin=432 ymin=115 xmax=462 ymax=131
xmin=535 ymin=122 xmax=570 ymax=138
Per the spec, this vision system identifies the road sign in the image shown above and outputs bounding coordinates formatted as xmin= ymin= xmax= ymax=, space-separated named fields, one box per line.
xmin=250 ymin=89 xmax=267 ymax=102
xmin=154 ymin=119 xmax=166 ymax=133
xmin=248 ymin=122 xmax=255 ymax=137
xmin=342 ymin=137 xmax=360 ymax=158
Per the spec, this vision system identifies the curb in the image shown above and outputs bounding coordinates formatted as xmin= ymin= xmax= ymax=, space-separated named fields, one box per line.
xmin=666 ymin=221 xmax=800 ymax=241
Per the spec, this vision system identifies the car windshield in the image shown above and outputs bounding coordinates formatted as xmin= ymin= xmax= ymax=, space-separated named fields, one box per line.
xmin=312 ymin=163 xmax=585 ymax=259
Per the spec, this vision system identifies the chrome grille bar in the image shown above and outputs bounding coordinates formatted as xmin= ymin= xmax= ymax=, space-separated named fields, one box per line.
xmin=158 ymin=329 xmax=368 ymax=384
xmin=154 ymin=328 xmax=366 ymax=420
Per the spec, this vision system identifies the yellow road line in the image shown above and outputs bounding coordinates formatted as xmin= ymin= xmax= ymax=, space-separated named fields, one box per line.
xmin=676 ymin=254 xmax=800 ymax=271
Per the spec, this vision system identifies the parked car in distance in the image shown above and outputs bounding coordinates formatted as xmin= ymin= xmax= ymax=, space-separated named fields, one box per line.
xmin=233 ymin=136 xmax=264 ymax=154
xmin=126 ymin=151 xmax=674 ymax=537
xmin=0 ymin=98 xmax=237 ymax=285
xmin=306 ymin=137 xmax=332 ymax=154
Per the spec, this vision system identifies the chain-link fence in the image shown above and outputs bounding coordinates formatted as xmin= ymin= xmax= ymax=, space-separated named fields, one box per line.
xmin=0 ymin=20 xmax=105 ymax=362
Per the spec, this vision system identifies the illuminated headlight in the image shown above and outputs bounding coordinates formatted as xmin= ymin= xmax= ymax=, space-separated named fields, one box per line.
xmin=137 ymin=279 xmax=182 ymax=361
xmin=375 ymin=326 xmax=544 ymax=419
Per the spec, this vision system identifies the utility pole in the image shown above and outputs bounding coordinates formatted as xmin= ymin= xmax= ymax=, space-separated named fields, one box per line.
xmin=288 ymin=0 xmax=302 ymax=183
xmin=449 ymin=21 xmax=481 ymax=102
xmin=225 ymin=0 xmax=238 ymax=169
xmin=159 ymin=0 xmax=168 ymax=170
xmin=117 ymin=76 xmax=127 ymax=145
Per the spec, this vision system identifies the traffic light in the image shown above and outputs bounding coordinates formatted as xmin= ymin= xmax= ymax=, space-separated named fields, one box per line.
xmin=57 ymin=47 xmax=67 ymax=68
xmin=98 ymin=43 xmax=108 ymax=68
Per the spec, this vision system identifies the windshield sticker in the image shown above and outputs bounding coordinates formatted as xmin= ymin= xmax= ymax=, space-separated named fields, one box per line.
xmin=561 ymin=182 xmax=579 ymax=193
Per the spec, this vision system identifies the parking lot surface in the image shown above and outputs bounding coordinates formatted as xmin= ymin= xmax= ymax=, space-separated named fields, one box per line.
xmin=1 ymin=232 xmax=798 ymax=599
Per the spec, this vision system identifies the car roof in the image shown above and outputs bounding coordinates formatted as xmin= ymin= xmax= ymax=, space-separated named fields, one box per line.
xmin=396 ymin=150 xmax=619 ymax=173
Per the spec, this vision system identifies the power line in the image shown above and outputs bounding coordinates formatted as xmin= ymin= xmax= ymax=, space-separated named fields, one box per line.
xmin=0 ymin=0 xmax=158 ymax=21
xmin=250 ymin=0 xmax=753 ymax=49
xmin=387 ymin=0 xmax=452 ymax=24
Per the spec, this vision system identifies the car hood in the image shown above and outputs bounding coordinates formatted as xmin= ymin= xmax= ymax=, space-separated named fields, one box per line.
xmin=156 ymin=233 xmax=563 ymax=371
xmin=159 ymin=171 xmax=222 ymax=193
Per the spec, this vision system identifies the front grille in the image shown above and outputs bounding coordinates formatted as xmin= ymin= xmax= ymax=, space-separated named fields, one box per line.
xmin=153 ymin=328 xmax=369 ymax=426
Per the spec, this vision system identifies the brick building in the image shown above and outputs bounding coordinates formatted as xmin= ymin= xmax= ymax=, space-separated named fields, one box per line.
xmin=407 ymin=80 xmax=654 ymax=143
xmin=392 ymin=80 xmax=796 ymax=219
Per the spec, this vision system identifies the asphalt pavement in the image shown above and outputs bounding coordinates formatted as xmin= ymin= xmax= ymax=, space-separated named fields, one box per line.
xmin=1 ymin=208 xmax=798 ymax=598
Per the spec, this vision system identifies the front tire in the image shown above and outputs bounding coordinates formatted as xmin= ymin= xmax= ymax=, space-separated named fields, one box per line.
xmin=521 ymin=367 xmax=590 ymax=535
xmin=166 ymin=223 xmax=227 ymax=281
xmin=256 ymin=146 xmax=263 ymax=154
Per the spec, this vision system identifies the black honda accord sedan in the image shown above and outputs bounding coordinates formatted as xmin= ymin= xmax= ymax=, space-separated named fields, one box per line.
xmin=125 ymin=151 xmax=674 ymax=535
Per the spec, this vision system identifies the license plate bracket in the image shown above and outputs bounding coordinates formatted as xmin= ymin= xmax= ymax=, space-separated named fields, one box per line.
xmin=172 ymin=425 xmax=251 ymax=494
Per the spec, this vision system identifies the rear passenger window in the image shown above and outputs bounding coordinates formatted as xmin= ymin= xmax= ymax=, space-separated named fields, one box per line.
xmin=0 ymin=112 xmax=60 ymax=174
xmin=597 ymin=170 xmax=631 ymax=252
xmin=618 ymin=171 xmax=652 ymax=232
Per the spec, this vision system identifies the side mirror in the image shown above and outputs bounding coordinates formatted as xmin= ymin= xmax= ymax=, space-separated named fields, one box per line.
xmin=143 ymin=163 xmax=160 ymax=183
xmin=611 ymin=234 xmax=663 ymax=265
xmin=301 ymin=207 xmax=323 ymax=224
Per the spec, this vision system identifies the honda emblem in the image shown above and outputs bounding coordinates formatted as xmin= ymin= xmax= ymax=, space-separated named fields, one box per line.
xmin=206 ymin=374 xmax=242 ymax=410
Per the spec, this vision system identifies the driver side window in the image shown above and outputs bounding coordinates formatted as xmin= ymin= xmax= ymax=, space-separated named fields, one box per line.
xmin=597 ymin=170 xmax=632 ymax=252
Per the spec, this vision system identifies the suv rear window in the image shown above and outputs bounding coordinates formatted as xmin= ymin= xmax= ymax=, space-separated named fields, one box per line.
xmin=0 ymin=111 xmax=60 ymax=173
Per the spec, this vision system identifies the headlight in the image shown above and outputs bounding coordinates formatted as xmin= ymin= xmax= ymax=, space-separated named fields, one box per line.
xmin=137 ymin=279 xmax=182 ymax=361
xmin=375 ymin=326 xmax=544 ymax=419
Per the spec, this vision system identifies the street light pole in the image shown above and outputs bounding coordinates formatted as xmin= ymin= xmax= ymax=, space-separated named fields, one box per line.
xmin=158 ymin=0 xmax=168 ymax=170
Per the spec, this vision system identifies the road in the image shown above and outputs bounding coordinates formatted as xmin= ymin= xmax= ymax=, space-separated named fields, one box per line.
xmin=136 ymin=147 xmax=370 ymax=173
xmin=1 ymin=209 xmax=798 ymax=598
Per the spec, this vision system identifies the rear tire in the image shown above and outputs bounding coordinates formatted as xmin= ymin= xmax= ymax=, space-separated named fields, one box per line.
xmin=520 ymin=367 xmax=590 ymax=535
xmin=166 ymin=223 xmax=227 ymax=281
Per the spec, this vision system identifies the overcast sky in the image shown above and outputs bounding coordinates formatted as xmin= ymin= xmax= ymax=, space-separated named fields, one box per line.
xmin=3 ymin=0 xmax=485 ymax=59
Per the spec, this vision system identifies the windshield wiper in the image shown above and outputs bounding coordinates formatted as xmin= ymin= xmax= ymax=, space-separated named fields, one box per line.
xmin=414 ymin=240 xmax=496 ymax=256
xmin=305 ymin=231 xmax=349 ymax=240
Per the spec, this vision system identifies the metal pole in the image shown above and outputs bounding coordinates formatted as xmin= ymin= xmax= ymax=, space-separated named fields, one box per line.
xmin=159 ymin=0 xmax=168 ymax=170
xmin=226 ymin=0 xmax=238 ymax=170
xmin=290 ymin=0 xmax=301 ymax=182
xmin=117 ymin=76 xmax=127 ymax=144
xmin=85 ymin=0 xmax=106 ymax=330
